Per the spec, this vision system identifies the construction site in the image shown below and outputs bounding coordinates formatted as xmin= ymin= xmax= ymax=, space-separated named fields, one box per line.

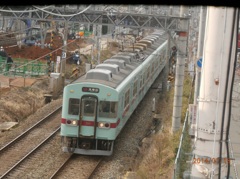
xmin=0 ymin=16 xmax=147 ymax=125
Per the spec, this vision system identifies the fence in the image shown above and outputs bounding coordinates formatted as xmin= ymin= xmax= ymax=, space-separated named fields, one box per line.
xmin=173 ymin=109 xmax=192 ymax=179
xmin=173 ymin=75 xmax=195 ymax=179
xmin=0 ymin=56 xmax=48 ymax=77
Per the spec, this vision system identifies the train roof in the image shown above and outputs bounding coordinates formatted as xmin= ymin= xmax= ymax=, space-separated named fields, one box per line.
xmin=117 ymin=52 xmax=136 ymax=57
xmin=85 ymin=69 xmax=113 ymax=81
xmin=103 ymin=59 xmax=126 ymax=69
xmin=142 ymin=38 xmax=157 ymax=44
xmin=111 ymin=55 xmax=132 ymax=64
xmin=72 ymin=31 xmax=167 ymax=89
xmin=95 ymin=64 xmax=120 ymax=74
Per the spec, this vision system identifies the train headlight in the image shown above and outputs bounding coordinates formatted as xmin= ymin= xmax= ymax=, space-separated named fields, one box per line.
xmin=72 ymin=120 xmax=77 ymax=125
xmin=66 ymin=119 xmax=78 ymax=126
xmin=98 ymin=122 xmax=110 ymax=129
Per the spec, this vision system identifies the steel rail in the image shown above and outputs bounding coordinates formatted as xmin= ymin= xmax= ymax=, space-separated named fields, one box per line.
xmin=0 ymin=127 xmax=60 ymax=179
xmin=0 ymin=106 xmax=62 ymax=153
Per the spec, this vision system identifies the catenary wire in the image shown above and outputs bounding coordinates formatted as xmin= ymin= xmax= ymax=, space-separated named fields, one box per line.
xmin=0 ymin=5 xmax=53 ymax=13
xmin=32 ymin=5 xmax=92 ymax=17
xmin=218 ymin=8 xmax=236 ymax=179
xmin=225 ymin=8 xmax=239 ymax=179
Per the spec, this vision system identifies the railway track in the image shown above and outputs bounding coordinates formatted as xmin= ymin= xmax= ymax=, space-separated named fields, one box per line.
xmin=0 ymin=107 xmax=62 ymax=178
xmin=0 ymin=33 xmax=167 ymax=177
xmin=50 ymin=155 xmax=103 ymax=179
xmin=0 ymin=74 xmax=104 ymax=178
xmin=0 ymin=73 xmax=164 ymax=178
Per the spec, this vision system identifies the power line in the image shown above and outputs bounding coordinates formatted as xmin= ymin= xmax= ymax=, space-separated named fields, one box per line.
xmin=32 ymin=5 xmax=92 ymax=17
xmin=0 ymin=5 xmax=53 ymax=13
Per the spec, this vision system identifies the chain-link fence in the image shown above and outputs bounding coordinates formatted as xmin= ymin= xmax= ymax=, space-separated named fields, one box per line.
xmin=173 ymin=109 xmax=192 ymax=179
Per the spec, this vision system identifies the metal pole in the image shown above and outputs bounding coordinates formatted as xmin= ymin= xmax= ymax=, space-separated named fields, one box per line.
xmin=96 ymin=24 xmax=102 ymax=64
xmin=171 ymin=54 xmax=185 ymax=132
xmin=61 ymin=20 xmax=68 ymax=88
xmin=191 ymin=7 xmax=237 ymax=178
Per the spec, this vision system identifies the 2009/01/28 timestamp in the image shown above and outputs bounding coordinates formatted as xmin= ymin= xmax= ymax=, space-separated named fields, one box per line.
xmin=192 ymin=157 xmax=232 ymax=164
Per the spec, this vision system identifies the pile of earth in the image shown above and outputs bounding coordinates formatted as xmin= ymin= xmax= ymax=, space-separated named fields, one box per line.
xmin=3 ymin=34 xmax=90 ymax=61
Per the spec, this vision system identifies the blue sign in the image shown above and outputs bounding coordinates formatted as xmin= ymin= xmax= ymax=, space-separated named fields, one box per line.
xmin=197 ymin=58 xmax=202 ymax=68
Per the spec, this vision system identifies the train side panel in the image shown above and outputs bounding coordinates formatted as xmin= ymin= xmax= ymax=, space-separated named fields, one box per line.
xmin=115 ymin=40 xmax=168 ymax=137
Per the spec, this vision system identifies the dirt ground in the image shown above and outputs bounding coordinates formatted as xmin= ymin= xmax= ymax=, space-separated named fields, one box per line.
xmin=3 ymin=35 xmax=88 ymax=61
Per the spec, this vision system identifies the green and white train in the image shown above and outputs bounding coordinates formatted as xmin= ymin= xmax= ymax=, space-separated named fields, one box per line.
xmin=60 ymin=30 xmax=170 ymax=156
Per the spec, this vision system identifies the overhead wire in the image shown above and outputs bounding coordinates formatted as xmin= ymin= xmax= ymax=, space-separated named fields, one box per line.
xmin=225 ymin=8 xmax=239 ymax=179
xmin=32 ymin=5 xmax=92 ymax=17
xmin=0 ymin=5 xmax=92 ymax=41
xmin=0 ymin=5 xmax=53 ymax=13
xmin=218 ymin=8 xmax=236 ymax=179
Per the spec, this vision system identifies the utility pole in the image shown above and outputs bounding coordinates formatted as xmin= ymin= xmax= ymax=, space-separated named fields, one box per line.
xmin=61 ymin=20 xmax=68 ymax=88
xmin=96 ymin=24 xmax=102 ymax=64
xmin=191 ymin=7 xmax=238 ymax=178
xmin=171 ymin=5 xmax=189 ymax=133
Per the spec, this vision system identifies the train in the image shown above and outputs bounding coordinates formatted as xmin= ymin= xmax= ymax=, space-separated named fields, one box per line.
xmin=60 ymin=30 xmax=171 ymax=156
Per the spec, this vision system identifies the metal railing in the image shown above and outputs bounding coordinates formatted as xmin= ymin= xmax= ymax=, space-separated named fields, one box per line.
xmin=0 ymin=57 xmax=48 ymax=77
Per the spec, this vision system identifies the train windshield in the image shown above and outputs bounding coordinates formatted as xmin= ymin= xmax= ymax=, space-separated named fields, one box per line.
xmin=68 ymin=98 xmax=80 ymax=115
xmin=81 ymin=96 xmax=97 ymax=117
xmin=99 ymin=101 xmax=118 ymax=118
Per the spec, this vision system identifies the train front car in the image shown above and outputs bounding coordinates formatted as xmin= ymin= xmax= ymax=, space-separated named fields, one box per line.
xmin=61 ymin=82 xmax=119 ymax=156
xmin=60 ymin=30 xmax=170 ymax=156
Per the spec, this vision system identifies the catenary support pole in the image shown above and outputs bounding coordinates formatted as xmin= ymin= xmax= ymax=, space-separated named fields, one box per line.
xmin=61 ymin=20 xmax=68 ymax=89
xmin=171 ymin=5 xmax=188 ymax=133
xmin=171 ymin=53 xmax=186 ymax=132
xmin=96 ymin=24 xmax=102 ymax=64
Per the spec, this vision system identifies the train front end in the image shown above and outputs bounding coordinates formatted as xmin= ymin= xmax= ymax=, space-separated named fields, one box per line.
xmin=60 ymin=82 xmax=119 ymax=156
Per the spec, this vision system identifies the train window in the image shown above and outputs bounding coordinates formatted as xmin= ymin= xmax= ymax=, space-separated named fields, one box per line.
xmin=124 ymin=89 xmax=130 ymax=109
xmin=143 ymin=71 xmax=147 ymax=84
xmin=99 ymin=101 xmax=118 ymax=118
xmin=81 ymin=97 xmax=97 ymax=117
xmin=133 ymin=80 xmax=137 ymax=97
xmin=147 ymin=66 xmax=150 ymax=79
xmin=68 ymin=98 xmax=80 ymax=115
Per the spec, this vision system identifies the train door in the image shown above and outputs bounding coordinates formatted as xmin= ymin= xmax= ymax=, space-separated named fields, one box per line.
xmin=79 ymin=96 xmax=98 ymax=138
